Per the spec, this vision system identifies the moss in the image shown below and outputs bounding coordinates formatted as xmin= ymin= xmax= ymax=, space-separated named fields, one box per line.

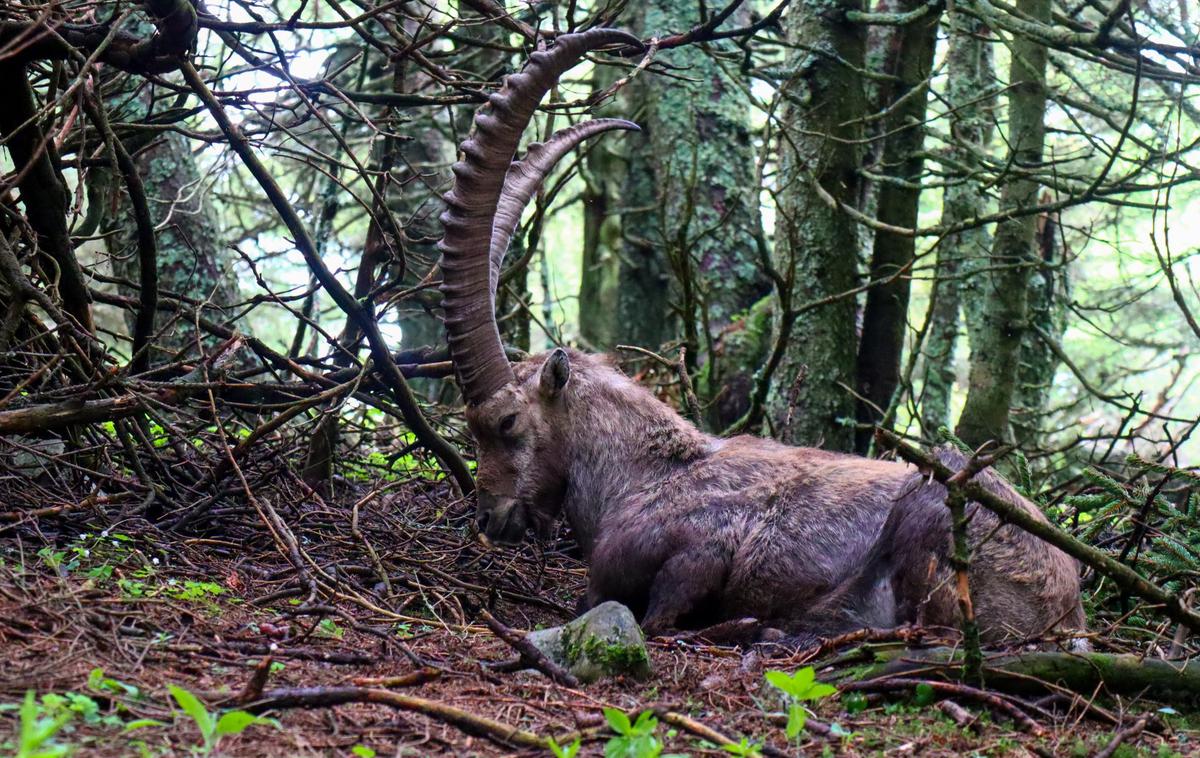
xmin=612 ymin=0 xmax=769 ymax=351
xmin=558 ymin=619 xmax=651 ymax=681
xmin=581 ymin=634 xmax=651 ymax=673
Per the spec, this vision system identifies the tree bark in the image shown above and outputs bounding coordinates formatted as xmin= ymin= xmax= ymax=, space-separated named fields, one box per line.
xmin=919 ymin=10 xmax=996 ymax=436
xmin=1 ymin=65 xmax=95 ymax=333
xmin=854 ymin=1 xmax=940 ymax=452
xmin=852 ymin=646 xmax=1200 ymax=704
xmin=766 ymin=0 xmax=867 ymax=450
xmin=955 ymin=0 xmax=1050 ymax=448
xmin=579 ymin=63 xmax=628 ymax=350
xmin=1012 ymin=204 xmax=1067 ymax=445
xmin=613 ymin=0 xmax=767 ymax=361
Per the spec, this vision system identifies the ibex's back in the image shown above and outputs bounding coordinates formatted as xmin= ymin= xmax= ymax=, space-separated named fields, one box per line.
xmin=434 ymin=31 xmax=1084 ymax=644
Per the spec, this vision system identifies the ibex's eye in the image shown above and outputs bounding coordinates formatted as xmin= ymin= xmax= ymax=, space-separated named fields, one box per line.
xmin=498 ymin=414 xmax=518 ymax=436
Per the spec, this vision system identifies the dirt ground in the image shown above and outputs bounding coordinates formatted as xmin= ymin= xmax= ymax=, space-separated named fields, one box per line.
xmin=0 ymin=477 xmax=1194 ymax=757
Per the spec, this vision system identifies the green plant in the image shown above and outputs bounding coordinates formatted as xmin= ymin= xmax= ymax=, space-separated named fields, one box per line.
xmin=764 ymin=666 xmax=837 ymax=739
xmin=601 ymin=709 xmax=687 ymax=758
xmin=167 ymin=581 xmax=225 ymax=602
xmin=350 ymin=746 xmax=376 ymax=758
xmin=547 ymin=735 xmax=582 ymax=757
xmin=315 ymin=618 xmax=345 ymax=639
xmin=841 ymin=692 xmax=868 ymax=715
xmin=11 ymin=690 xmax=74 ymax=758
xmin=718 ymin=737 xmax=762 ymax=756
xmin=912 ymin=682 xmax=936 ymax=707
xmin=86 ymin=668 xmax=140 ymax=700
xmin=167 ymin=684 xmax=278 ymax=754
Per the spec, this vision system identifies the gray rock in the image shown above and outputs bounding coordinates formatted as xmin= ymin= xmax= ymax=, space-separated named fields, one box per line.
xmin=526 ymin=601 xmax=652 ymax=684
xmin=10 ymin=435 xmax=64 ymax=477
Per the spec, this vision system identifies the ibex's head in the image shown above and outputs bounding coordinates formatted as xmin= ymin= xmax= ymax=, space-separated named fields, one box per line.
xmin=437 ymin=30 xmax=641 ymax=544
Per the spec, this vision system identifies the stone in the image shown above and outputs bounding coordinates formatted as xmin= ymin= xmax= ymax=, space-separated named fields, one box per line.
xmin=526 ymin=601 xmax=652 ymax=684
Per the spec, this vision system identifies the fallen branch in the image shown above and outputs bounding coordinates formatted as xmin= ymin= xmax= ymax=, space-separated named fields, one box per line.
xmin=655 ymin=708 xmax=791 ymax=758
xmin=841 ymin=676 xmax=1044 ymax=734
xmin=247 ymin=686 xmax=547 ymax=748
xmin=478 ymin=608 xmax=581 ymax=689
xmin=1093 ymin=715 xmax=1150 ymax=758
xmin=852 ymin=646 xmax=1200 ymax=704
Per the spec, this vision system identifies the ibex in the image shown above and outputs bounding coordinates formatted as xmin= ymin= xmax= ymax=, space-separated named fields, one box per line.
xmin=438 ymin=29 xmax=1084 ymax=642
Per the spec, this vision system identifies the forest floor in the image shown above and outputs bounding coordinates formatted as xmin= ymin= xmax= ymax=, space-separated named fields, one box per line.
xmin=0 ymin=476 xmax=1195 ymax=757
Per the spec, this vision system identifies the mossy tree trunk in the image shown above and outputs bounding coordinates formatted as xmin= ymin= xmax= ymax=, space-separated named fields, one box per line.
xmin=1012 ymin=205 xmax=1067 ymax=445
xmin=955 ymin=0 xmax=1051 ymax=448
xmin=613 ymin=0 xmax=767 ymax=380
xmin=919 ymin=9 xmax=996 ymax=436
xmin=579 ymin=64 xmax=628 ymax=351
xmin=100 ymin=65 xmax=237 ymax=359
xmin=766 ymin=0 xmax=867 ymax=450
xmin=853 ymin=1 xmax=940 ymax=452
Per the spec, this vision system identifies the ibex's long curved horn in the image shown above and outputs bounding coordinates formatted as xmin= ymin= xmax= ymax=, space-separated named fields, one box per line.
xmin=439 ymin=29 xmax=642 ymax=405
xmin=490 ymin=119 xmax=640 ymax=284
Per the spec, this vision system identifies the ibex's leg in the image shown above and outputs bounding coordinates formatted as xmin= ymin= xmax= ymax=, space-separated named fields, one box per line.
xmin=639 ymin=548 xmax=727 ymax=637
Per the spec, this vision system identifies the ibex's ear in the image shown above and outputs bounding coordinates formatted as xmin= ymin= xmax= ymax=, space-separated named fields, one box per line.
xmin=539 ymin=348 xmax=570 ymax=399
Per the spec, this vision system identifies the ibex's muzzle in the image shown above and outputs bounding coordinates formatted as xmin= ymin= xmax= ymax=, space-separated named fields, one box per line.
xmin=476 ymin=491 xmax=526 ymax=544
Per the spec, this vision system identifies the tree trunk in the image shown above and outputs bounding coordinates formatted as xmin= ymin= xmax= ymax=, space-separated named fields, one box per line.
xmin=1012 ymin=204 xmax=1067 ymax=445
xmin=105 ymin=128 xmax=238 ymax=349
xmin=955 ymin=0 xmax=1050 ymax=448
xmin=849 ymin=646 xmax=1200 ymax=705
xmin=919 ymin=11 xmax=996 ymax=437
xmin=579 ymin=64 xmax=628 ymax=351
xmin=766 ymin=0 xmax=867 ymax=450
xmin=96 ymin=29 xmax=236 ymax=360
xmin=1 ymin=65 xmax=95 ymax=334
xmin=853 ymin=1 xmax=940 ymax=452
xmin=613 ymin=0 xmax=766 ymax=362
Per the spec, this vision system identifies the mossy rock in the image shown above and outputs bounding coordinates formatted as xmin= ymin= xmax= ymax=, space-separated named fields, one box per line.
xmin=526 ymin=602 xmax=652 ymax=684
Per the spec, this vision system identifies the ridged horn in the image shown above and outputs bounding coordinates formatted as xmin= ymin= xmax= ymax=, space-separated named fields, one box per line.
xmin=439 ymin=28 xmax=643 ymax=405
xmin=490 ymin=119 xmax=640 ymax=280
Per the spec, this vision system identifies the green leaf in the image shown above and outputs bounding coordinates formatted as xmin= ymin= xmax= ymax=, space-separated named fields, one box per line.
xmin=842 ymin=692 xmax=868 ymax=715
xmin=764 ymin=670 xmax=799 ymax=696
xmin=603 ymin=707 xmax=632 ymax=735
xmin=631 ymin=710 xmax=658 ymax=735
xmin=350 ymin=746 xmax=377 ymax=758
xmin=168 ymin=684 xmax=215 ymax=740
xmin=785 ymin=703 xmax=807 ymax=739
xmin=123 ymin=719 xmax=167 ymax=732
xmin=801 ymin=682 xmax=837 ymax=701
xmin=792 ymin=666 xmax=815 ymax=692
xmin=912 ymin=682 xmax=936 ymax=707
xmin=547 ymin=737 xmax=581 ymax=758
xmin=214 ymin=710 xmax=265 ymax=736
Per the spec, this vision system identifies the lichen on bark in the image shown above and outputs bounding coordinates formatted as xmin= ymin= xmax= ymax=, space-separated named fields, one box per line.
xmin=919 ymin=8 xmax=997 ymax=437
xmin=766 ymin=0 xmax=868 ymax=450
xmin=611 ymin=0 xmax=767 ymax=369
xmin=955 ymin=0 xmax=1052 ymax=448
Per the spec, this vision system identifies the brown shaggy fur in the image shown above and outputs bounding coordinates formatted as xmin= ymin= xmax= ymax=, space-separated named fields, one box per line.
xmin=466 ymin=349 xmax=1084 ymax=642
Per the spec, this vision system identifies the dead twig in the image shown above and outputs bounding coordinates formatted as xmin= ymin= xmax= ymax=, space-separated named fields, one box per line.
xmin=478 ymin=608 xmax=581 ymax=689
xmin=247 ymin=686 xmax=548 ymax=749
xmin=1092 ymin=715 xmax=1150 ymax=758
xmin=841 ymin=676 xmax=1045 ymax=735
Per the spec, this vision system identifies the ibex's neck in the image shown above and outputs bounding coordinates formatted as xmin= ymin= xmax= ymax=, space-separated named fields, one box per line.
xmin=561 ymin=361 xmax=712 ymax=555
